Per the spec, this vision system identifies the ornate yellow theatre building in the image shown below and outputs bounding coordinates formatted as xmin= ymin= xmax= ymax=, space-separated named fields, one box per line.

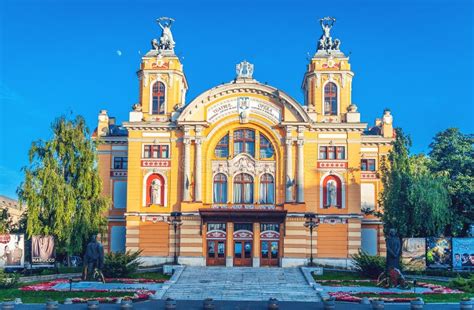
xmin=94 ymin=17 xmax=395 ymax=267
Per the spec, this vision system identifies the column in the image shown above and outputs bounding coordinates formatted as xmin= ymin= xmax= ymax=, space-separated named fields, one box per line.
xmin=296 ymin=139 xmax=305 ymax=203
xmin=183 ymin=138 xmax=191 ymax=201
xmin=253 ymin=222 xmax=260 ymax=267
xmin=285 ymin=139 xmax=294 ymax=202
xmin=194 ymin=139 xmax=202 ymax=202
xmin=226 ymin=222 xmax=234 ymax=267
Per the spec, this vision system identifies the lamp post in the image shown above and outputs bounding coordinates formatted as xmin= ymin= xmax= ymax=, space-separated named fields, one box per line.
xmin=304 ymin=212 xmax=319 ymax=267
xmin=169 ymin=211 xmax=183 ymax=265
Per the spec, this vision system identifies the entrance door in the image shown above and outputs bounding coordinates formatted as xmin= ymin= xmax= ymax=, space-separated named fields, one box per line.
xmin=207 ymin=240 xmax=226 ymax=266
xmin=234 ymin=241 xmax=252 ymax=266
xmin=261 ymin=240 xmax=279 ymax=266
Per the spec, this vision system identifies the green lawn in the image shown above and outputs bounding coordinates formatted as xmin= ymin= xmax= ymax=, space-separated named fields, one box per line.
xmin=355 ymin=293 xmax=474 ymax=303
xmin=128 ymin=272 xmax=171 ymax=281
xmin=0 ymin=289 xmax=131 ymax=304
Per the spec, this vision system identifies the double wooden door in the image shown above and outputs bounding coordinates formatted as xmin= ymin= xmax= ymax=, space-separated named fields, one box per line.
xmin=260 ymin=240 xmax=279 ymax=266
xmin=233 ymin=241 xmax=252 ymax=266
xmin=207 ymin=240 xmax=225 ymax=266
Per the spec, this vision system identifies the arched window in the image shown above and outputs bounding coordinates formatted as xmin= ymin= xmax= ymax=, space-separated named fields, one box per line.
xmin=234 ymin=129 xmax=255 ymax=157
xmin=259 ymin=134 xmax=274 ymax=159
xmin=324 ymin=82 xmax=337 ymax=116
xmin=233 ymin=173 xmax=253 ymax=204
xmin=146 ymin=174 xmax=165 ymax=206
xmin=152 ymin=81 xmax=166 ymax=114
xmin=213 ymin=174 xmax=227 ymax=203
xmin=322 ymin=175 xmax=342 ymax=208
xmin=259 ymin=174 xmax=274 ymax=204
xmin=215 ymin=135 xmax=229 ymax=158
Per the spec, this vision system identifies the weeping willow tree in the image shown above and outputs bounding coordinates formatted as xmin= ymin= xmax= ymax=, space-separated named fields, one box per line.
xmin=17 ymin=115 xmax=109 ymax=258
xmin=378 ymin=128 xmax=450 ymax=238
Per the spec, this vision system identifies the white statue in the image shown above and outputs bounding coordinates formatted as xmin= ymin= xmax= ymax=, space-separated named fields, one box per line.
xmin=150 ymin=179 xmax=161 ymax=205
xmin=317 ymin=17 xmax=341 ymax=52
xmin=383 ymin=109 xmax=393 ymax=125
xmin=152 ymin=17 xmax=176 ymax=51
xmin=327 ymin=180 xmax=337 ymax=206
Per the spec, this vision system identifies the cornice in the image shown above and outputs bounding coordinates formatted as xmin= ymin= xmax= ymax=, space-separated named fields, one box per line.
xmin=123 ymin=122 xmax=178 ymax=131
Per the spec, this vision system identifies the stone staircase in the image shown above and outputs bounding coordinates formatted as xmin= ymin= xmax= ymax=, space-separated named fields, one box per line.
xmin=163 ymin=266 xmax=321 ymax=302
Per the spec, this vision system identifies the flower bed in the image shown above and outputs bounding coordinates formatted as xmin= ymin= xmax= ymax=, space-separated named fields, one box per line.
xmin=19 ymin=278 xmax=159 ymax=303
xmin=327 ymin=281 xmax=464 ymax=303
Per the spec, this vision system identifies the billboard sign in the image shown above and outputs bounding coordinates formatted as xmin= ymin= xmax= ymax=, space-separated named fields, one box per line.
xmin=452 ymin=238 xmax=474 ymax=270
xmin=402 ymin=238 xmax=426 ymax=271
xmin=426 ymin=237 xmax=452 ymax=268
xmin=32 ymin=235 xmax=55 ymax=264
xmin=0 ymin=234 xmax=25 ymax=268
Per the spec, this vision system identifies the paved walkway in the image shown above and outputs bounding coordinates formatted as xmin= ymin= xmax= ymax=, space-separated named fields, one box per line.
xmin=163 ymin=266 xmax=321 ymax=302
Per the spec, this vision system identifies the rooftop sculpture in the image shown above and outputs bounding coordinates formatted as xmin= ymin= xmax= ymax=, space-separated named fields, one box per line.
xmin=151 ymin=17 xmax=176 ymax=54
xmin=317 ymin=17 xmax=342 ymax=54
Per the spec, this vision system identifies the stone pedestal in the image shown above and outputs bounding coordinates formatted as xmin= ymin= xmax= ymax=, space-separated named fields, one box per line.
xmin=226 ymin=257 xmax=233 ymax=267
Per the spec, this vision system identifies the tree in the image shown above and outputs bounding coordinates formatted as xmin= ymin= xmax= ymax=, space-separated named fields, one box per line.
xmin=379 ymin=128 xmax=450 ymax=238
xmin=17 ymin=115 xmax=109 ymax=258
xmin=428 ymin=128 xmax=474 ymax=236
xmin=0 ymin=208 xmax=13 ymax=234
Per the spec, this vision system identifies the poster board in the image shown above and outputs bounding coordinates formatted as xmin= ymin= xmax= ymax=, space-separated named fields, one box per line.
xmin=31 ymin=235 xmax=55 ymax=265
xmin=401 ymin=238 xmax=426 ymax=271
xmin=0 ymin=234 xmax=25 ymax=268
xmin=426 ymin=237 xmax=452 ymax=268
xmin=452 ymin=238 xmax=474 ymax=270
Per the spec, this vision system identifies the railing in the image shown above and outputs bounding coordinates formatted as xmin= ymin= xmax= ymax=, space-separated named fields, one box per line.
xmin=210 ymin=204 xmax=281 ymax=210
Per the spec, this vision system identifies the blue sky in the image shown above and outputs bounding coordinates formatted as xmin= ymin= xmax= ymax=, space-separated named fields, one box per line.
xmin=0 ymin=0 xmax=473 ymax=198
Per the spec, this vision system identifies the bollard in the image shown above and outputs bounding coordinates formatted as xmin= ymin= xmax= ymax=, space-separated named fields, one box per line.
xmin=460 ymin=299 xmax=473 ymax=310
xmin=203 ymin=298 xmax=215 ymax=310
xmin=164 ymin=298 xmax=176 ymax=310
xmin=1 ymin=302 xmax=14 ymax=310
xmin=87 ymin=300 xmax=99 ymax=309
xmin=268 ymin=298 xmax=279 ymax=310
xmin=45 ymin=301 xmax=59 ymax=310
xmin=360 ymin=297 xmax=371 ymax=305
xmin=63 ymin=298 xmax=73 ymax=305
xmin=371 ymin=299 xmax=384 ymax=310
xmin=323 ymin=297 xmax=335 ymax=310
xmin=13 ymin=299 xmax=21 ymax=305
xmin=120 ymin=300 xmax=133 ymax=310
xmin=410 ymin=298 xmax=424 ymax=310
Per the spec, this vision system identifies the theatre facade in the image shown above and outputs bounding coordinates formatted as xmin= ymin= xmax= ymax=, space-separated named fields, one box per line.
xmin=95 ymin=17 xmax=395 ymax=267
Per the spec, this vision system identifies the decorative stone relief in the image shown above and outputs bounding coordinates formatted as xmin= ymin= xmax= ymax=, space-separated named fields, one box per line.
xmin=212 ymin=153 xmax=275 ymax=177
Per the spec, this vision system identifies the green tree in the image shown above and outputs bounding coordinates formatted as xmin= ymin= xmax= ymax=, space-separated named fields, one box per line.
xmin=0 ymin=208 xmax=13 ymax=234
xmin=379 ymin=128 xmax=450 ymax=238
xmin=428 ymin=128 xmax=474 ymax=236
xmin=17 ymin=115 xmax=109 ymax=258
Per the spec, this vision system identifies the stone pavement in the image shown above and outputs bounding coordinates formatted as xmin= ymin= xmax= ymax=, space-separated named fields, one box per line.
xmin=163 ymin=266 xmax=321 ymax=301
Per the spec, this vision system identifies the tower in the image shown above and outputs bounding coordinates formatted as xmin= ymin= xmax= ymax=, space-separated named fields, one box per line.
xmin=132 ymin=17 xmax=188 ymax=123
xmin=302 ymin=17 xmax=358 ymax=123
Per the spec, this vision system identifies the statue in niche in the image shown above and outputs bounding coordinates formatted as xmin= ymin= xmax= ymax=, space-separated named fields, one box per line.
xmin=150 ymin=179 xmax=161 ymax=205
xmin=327 ymin=180 xmax=337 ymax=206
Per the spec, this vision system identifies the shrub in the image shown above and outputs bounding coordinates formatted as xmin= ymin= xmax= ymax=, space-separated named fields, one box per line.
xmin=0 ymin=269 xmax=19 ymax=289
xmin=449 ymin=275 xmax=474 ymax=293
xmin=350 ymin=249 xmax=385 ymax=279
xmin=103 ymin=250 xmax=142 ymax=278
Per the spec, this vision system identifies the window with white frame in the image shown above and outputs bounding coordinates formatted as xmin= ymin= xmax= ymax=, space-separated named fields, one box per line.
xmin=143 ymin=145 xmax=169 ymax=158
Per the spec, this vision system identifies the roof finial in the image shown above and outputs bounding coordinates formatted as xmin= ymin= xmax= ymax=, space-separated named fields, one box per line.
xmin=235 ymin=60 xmax=254 ymax=79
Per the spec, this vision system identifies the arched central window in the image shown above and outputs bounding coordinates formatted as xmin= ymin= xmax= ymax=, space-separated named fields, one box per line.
xmin=152 ymin=81 xmax=166 ymax=114
xmin=260 ymin=134 xmax=274 ymax=158
xmin=324 ymin=82 xmax=337 ymax=116
xmin=259 ymin=174 xmax=274 ymax=204
xmin=213 ymin=174 xmax=227 ymax=203
xmin=234 ymin=129 xmax=255 ymax=157
xmin=233 ymin=173 xmax=253 ymax=203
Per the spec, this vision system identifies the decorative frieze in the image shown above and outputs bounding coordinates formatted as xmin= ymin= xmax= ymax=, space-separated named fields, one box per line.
xmin=141 ymin=159 xmax=171 ymax=168
xmin=317 ymin=161 xmax=348 ymax=169
xmin=212 ymin=153 xmax=275 ymax=177
xmin=110 ymin=171 xmax=127 ymax=177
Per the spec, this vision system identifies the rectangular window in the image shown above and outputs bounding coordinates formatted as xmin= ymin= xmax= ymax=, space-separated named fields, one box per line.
xmin=319 ymin=146 xmax=346 ymax=160
xmin=113 ymin=157 xmax=128 ymax=170
xmin=207 ymin=223 xmax=226 ymax=232
xmin=260 ymin=223 xmax=279 ymax=232
xmin=143 ymin=145 xmax=170 ymax=158
xmin=361 ymin=159 xmax=376 ymax=171
xmin=319 ymin=146 xmax=327 ymax=160
xmin=234 ymin=223 xmax=253 ymax=232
